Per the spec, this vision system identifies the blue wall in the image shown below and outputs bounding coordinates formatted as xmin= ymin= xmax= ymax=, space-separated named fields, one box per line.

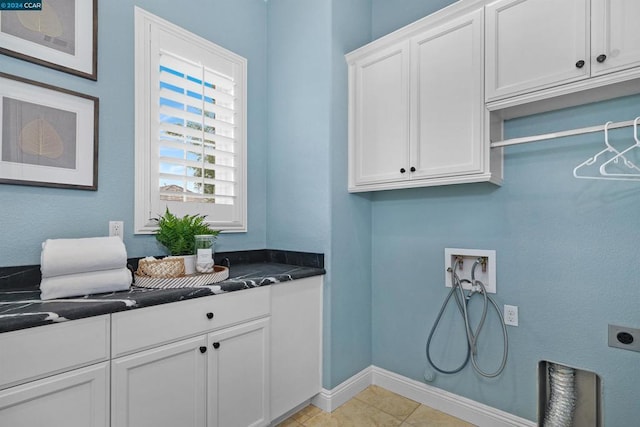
xmin=266 ymin=0 xmax=374 ymax=389
xmin=328 ymin=0 xmax=374 ymax=388
xmin=371 ymin=92 xmax=640 ymax=423
xmin=371 ymin=0 xmax=457 ymax=38
xmin=0 ymin=0 xmax=269 ymax=266
xmin=3 ymin=2 xmax=639 ymax=423
xmin=369 ymin=4 xmax=640 ymax=423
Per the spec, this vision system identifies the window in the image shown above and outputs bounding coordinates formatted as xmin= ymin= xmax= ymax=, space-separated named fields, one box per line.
xmin=134 ymin=7 xmax=247 ymax=233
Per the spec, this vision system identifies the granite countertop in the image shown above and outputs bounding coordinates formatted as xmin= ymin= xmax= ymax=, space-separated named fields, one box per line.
xmin=0 ymin=250 xmax=325 ymax=334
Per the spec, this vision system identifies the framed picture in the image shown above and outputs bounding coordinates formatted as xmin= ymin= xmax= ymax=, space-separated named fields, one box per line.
xmin=0 ymin=72 xmax=98 ymax=190
xmin=0 ymin=0 xmax=97 ymax=80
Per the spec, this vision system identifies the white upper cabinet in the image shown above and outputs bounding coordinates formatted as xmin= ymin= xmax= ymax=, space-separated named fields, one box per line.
xmin=485 ymin=0 xmax=589 ymax=100
xmin=591 ymin=0 xmax=640 ymax=76
xmin=347 ymin=6 xmax=502 ymax=192
xmin=410 ymin=9 xmax=485 ymax=179
xmin=486 ymin=0 xmax=640 ymax=102
xmin=350 ymin=41 xmax=411 ymax=186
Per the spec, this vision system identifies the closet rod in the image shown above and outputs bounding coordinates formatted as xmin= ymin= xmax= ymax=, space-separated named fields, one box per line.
xmin=490 ymin=118 xmax=637 ymax=148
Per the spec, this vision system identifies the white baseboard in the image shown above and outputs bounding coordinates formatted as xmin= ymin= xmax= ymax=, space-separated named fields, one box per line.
xmin=311 ymin=366 xmax=372 ymax=412
xmin=311 ymin=365 xmax=536 ymax=427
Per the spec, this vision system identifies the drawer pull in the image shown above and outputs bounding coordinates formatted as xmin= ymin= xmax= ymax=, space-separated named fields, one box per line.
xmin=575 ymin=60 xmax=585 ymax=68
xmin=596 ymin=54 xmax=607 ymax=63
xmin=212 ymin=342 xmax=221 ymax=349
xmin=199 ymin=346 xmax=207 ymax=354
xmin=206 ymin=312 xmax=214 ymax=319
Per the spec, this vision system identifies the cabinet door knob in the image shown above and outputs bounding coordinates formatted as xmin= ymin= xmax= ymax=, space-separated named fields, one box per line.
xmin=410 ymin=166 xmax=416 ymax=172
xmin=575 ymin=60 xmax=585 ymax=68
xmin=206 ymin=312 xmax=214 ymax=319
xmin=400 ymin=168 xmax=406 ymax=173
xmin=199 ymin=346 xmax=207 ymax=354
xmin=596 ymin=54 xmax=607 ymax=63
xmin=213 ymin=342 xmax=221 ymax=349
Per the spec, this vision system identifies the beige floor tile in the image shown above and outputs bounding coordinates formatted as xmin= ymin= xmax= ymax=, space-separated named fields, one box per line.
xmin=354 ymin=385 xmax=420 ymax=420
xmin=305 ymin=398 xmax=403 ymax=427
xmin=291 ymin=405 xmax=323 ymax=423
xmin=277 ymin=418 xmax=305 ymax=427
xmin=403 ymin=405 xmax=476 ymax=427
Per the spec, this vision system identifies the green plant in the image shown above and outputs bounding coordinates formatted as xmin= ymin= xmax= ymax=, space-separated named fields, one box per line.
xmin=153 ymin=208 xmax=220 ymax=256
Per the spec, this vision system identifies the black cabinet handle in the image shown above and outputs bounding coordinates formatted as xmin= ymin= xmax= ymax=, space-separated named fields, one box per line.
xmin=212 ymin=342 xmax=220 ymax=349
xmin=575 ymin=60 xmax=585 ymax=68
xmin=400 ymin=168 xmax=406 ymax=173
xmin=199 ymin=346 xmax=207 ymax=354
xmin=206 ymin=312 xmax=214 ymax=319
xmin=596 ymin=54 xmax=607 ymax=63
xmin=410 ymin=166 xmax=416 ymax=172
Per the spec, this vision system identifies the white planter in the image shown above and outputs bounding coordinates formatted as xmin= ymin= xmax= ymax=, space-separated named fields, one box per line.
xmin=182 ymin=255 xmax=196 ymax=275
xmin=168 ymin=255 xmax=197 ymax=275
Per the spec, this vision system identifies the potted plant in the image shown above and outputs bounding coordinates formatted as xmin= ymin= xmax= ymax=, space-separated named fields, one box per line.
xmin=153 ymin=208 xmax=220 ymax=274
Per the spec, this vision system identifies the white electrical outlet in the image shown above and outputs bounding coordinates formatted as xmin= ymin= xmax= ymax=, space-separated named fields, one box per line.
xmin=504 ymin=304 xmax=518 ymax=326
xmin=109 ymin=221 xmax=124 ymax=240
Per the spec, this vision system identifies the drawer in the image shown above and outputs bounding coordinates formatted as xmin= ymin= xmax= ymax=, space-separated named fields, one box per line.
xmin=0 ymin=315 xmax=110 ymax=390
xmin=112 ymin=286 xmax=270 ymax=357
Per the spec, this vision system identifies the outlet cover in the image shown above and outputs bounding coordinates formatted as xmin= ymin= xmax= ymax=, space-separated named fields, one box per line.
xmin=109 ymin=221 xmax=124 ymax=240
xmin=608 ymin=324 xmax=640 ymax=352
xmin=504 ymin=304 xmax=519 ymax=326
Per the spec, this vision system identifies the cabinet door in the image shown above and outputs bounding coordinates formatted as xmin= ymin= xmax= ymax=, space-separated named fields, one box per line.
xmin=208 ymin=318 xmax=270 ymax=427
xmin=0 ymin=362 xmax=109 ymax=427
xmin=410 ymin=9 xmax=484 ymax=179
xmin=591 ymin=0 xmax=640 ymax=76
xmin=111 ymin=336 xmax=208 ymax=427
xmin=485 ymin=0 xmax=590 ymax=100
xmin=349 ymin=41 xmax=410 ymax=188
xmin=270 ymin=277 xmax=322 ymax=420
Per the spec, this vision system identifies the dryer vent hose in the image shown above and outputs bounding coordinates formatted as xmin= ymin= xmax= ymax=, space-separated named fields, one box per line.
xmin=543 ymin=363 xmax=577 ymax=427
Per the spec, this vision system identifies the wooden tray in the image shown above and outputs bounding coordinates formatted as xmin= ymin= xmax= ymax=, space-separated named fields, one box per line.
xmin=134 ymin=265 xmax=229 ymax=289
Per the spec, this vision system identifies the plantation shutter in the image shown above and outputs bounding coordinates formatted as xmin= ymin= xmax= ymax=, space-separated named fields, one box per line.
xmin=157 ymin=52 xmax=237 ymax=205
xmin=135 ymin=10 xmax=246 ymax=233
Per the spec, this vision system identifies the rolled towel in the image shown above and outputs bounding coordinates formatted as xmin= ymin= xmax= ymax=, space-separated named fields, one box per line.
xmin=41 ymin=236 xmax=127 ymax=278
xmin=40 ymin=267 xmax=132 ymax=300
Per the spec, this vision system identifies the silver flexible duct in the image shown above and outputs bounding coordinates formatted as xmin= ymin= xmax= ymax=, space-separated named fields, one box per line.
xmin=543 ymin=363 xmax=577 ymax=427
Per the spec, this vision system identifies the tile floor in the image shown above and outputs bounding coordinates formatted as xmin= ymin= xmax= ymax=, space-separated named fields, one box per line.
xmin=277 ymin=385 xmax=476 ymax=427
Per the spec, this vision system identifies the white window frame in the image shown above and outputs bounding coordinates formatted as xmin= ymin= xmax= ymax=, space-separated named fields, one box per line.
xmin=134 ymin=7 xmax=247 ymax=234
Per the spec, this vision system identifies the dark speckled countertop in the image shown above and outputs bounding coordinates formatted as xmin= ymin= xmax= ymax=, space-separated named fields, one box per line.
xmin=0 ymin=250 xmax=325 ymax=334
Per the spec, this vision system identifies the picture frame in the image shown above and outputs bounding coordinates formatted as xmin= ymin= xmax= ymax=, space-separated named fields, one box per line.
xmin=0 ymin=0 xmax=97 ymax=80
xmin=0 ymin=72 xmax=99 ymax=190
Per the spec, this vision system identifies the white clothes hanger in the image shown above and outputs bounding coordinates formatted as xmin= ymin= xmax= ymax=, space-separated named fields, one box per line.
xmin=572 ymin=121 xmax=637 ymax=181
xmin=599 ymin=117 xmax=640 ymax=179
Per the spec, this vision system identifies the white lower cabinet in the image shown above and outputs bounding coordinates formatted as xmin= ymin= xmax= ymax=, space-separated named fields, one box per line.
xmin=0 ymin=315 xmax=111 ymax=427
xmin=110 ymin=286 xmax=272 ymax=427
xmin=0 ymin=362 xmax=109 ymax=427
xmin=270 ymin=277 xmax=323 ymax=421
xmin=0 ymin=280 xmax=323 ymax=427
xmin=208 ymin=318 xmax=270 ymax=427
xmin=111 ymin=336 xmax=208 ymax=427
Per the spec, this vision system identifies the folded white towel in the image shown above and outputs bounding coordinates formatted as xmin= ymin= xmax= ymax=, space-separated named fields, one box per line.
xmin=40 ymin=267 xmax=132 ymax=300
xmin=41 ymin=236 xmax=127 ymax=278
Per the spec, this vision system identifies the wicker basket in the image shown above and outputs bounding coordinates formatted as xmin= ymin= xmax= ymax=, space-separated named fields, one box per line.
xmin=136 ymin=257 xmax=185 ymax=278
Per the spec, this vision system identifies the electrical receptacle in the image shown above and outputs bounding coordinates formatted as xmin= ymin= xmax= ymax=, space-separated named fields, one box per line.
xmin=504 ymin=304 xmax=518 ymax=326
xmin=109 ymin=221 xmax=124 ymax=241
